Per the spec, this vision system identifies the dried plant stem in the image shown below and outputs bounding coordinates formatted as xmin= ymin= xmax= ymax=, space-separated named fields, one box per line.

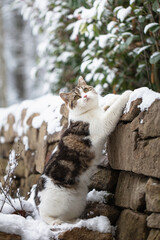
xmin=0 ymin=142 xmax=24 ymax=213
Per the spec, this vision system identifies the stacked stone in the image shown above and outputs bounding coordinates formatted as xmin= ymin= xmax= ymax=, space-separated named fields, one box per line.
xmin=108 ymin=99 xmax=160 ymax=240
xmin=0 ymin=104 xmax=68 ymax=197
xmin=0 ymin=99 xmax=160 ymax=240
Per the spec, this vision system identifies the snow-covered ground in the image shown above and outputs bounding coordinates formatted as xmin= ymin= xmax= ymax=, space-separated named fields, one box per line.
xmin=0 ymin=188 xmax=112 ymax=240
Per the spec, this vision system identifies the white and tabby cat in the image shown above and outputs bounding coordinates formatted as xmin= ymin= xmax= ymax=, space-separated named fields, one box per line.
xmin=34 ymin=76 xmax=132 ymax=225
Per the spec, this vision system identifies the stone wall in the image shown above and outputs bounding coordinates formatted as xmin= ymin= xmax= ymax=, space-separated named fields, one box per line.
xmin=0 ymin=98 xmax=160 ymax=240
xmin=107 ymin=99 xmax=160 ymax=240
xmin=0 ymin=103 xmax=68 ymax=197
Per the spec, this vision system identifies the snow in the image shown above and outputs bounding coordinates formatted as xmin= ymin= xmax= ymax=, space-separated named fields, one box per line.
xmin=35 ymin=0 xmax=48 ymax=12
xmin=0 ymin=87 xmax=160 ymax=239
xmin=6 ymin=150 xmax=17 ymax=175
xmin=69 ymin=20 xmax=83 ymax=40
xmin=107 ymin=21 xmax=117 ymax=31
xmin=57 ymin=51 xmax=74 ymax=63
xmin=52 ymin=216 xmax=111 ymax=238
xmin=144 ymin=23 xmax=159 ymax=34
xmin=0 ymin=189 xmax=111 ymax=240
xmin=140 ymin=119 xmax=143 ymax=124
xmin=87 ymin=58 xmax=104 ymax=73
xmin=0 ymin=213 xmax=53 ymax=240
xmin=130 ymin=0 xmax=135 ymax=4
xmin=72 ymin=0 xmax=107 ymax=22
xmin=0 ymin=136 xmax=5 ymax=143
xmin=117 ymin=6 xmax=132 ymax=22
xmin=0 ymin=213 xmax=111 ymax=240
xmin=68 ymin=0 xmax=109 ymax=41
xmin=23 ymin=136 xmax=29 ymax=151
xmin=134 ymin=45 xmax=151 ymax=55
xmin=87 ymin=189 xmax=109 ymax=203
xmin=150 ymin=51 xmax=160 ymax=59
xmin=0 ymin=94 xmax=63 ymax=137
xmin=0 ymin=195 xmax=34 ymax=215
xmin=99 ymin=34 xmax=116 ymax=48
xmin=124 ymin=87 xmax=160 ymax=113
xmin=81 ymin=60 xmax=92 ymax=73
xmin=0 ymin=87 xmax=159 ymax=142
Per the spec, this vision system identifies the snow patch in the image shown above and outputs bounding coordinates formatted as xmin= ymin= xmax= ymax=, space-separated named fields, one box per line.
xmin=23 ymin=136 xmax=29 ymax=151
xmin=52 ymin=216 xmax=111 ymax=238
xmin=117 ymin=6 xmax=132 ymax=22
xmin=124 ymin=87 xmax=160 ymax=113
xmin=0 ymin=94 xmax=63 ymax=137
xmin=144 ymin=23 xmax=159 ymax=34
xmin=0 ymin=213 xmax=52 ymax=240
xmin=87 ymin=189 xmax=109 ymax=203
xmin=99 ymin=34 xmax=116 ymax=48
xmin=0 ymin=193 xmax=111 ymax=240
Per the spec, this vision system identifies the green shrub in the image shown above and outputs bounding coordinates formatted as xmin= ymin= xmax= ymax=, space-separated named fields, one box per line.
xmin=15 ymin=0 xmax=160 ymax=94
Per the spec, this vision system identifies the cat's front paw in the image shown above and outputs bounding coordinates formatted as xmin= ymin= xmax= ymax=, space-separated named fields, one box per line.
xmin=121 ymin=90 xmax=132 ymax=102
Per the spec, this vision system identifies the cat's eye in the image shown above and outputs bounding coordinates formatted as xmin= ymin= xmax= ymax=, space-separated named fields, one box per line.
xmin=84 ymin=88 xmax=89 ymax=93
xmin=74 ymin=95 xmax=81 ymax=100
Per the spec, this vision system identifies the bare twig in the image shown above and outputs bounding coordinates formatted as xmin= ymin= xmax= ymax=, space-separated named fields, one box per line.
xmin=0 ymin=142 xmax=24 ymax=213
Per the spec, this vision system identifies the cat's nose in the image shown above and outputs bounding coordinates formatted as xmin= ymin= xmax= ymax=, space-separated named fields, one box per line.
xmin=83 ymin=95 xmax=87 ymax=98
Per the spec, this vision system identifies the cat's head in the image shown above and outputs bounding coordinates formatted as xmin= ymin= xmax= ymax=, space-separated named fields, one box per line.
xmin=60 ymin=76 xmax=98 ymax=114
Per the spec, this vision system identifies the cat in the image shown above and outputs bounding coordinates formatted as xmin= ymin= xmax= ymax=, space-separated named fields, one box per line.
xmin=34 ymin=76 xmax=132 ymax=225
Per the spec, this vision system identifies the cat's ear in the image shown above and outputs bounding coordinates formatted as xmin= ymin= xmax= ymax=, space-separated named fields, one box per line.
xmin=78 ymin=76 xmax=87 ymax=87
xmin=60 ymin=93 xmax=70 ymax=104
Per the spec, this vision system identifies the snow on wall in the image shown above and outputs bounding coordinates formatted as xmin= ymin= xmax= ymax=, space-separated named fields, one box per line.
xmin=0 ymin=94 xmax=63 ymax=139
xmin=0 ymin=87 xmax=160 ymax=142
